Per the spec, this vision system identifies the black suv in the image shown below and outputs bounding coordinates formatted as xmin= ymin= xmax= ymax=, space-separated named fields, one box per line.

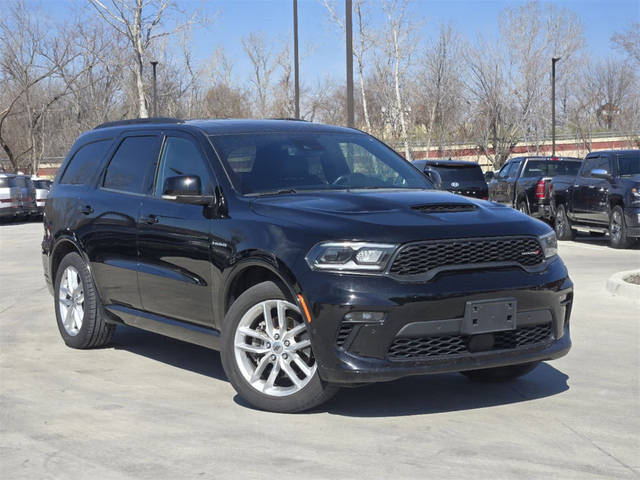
xmin=412 ymin=159 xmax=488 ymax=199
xmin=42 ymin=119 xmax=573 ymax=412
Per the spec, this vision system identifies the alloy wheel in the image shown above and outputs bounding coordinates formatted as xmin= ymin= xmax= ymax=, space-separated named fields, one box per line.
xmin=611 ymin=210 xmax=623 ymax=243
xmin=58 ymin=266 xmax=84 ymax=336
xmin=233 ymin=299 xmax=316 ymax=397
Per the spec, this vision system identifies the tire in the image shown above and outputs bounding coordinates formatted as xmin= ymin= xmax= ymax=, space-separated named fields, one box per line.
xmin=517 ymin=200 xmax=529 ymax=216
xmin=461 ymin=361 xmax=540 ymax=382
xmin=609 ymin=205 xmax=634 ymax=249
xmin=54 ymin=252 xmax=115 ymax=348
xmin=554 ymin=204 xmax=576 ymax=241
xmin=221 ymin=281 xmax=339 ymax=413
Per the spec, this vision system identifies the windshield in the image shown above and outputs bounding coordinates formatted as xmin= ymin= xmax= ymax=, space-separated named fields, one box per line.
xmin=210 ymin=132 xmax=432 ymax=195
xmin=522 ymin=160 xmax=582 ymax=177
xmin=431 ymin=165 xmax=484 ymax=182
xmin=617 ymin=153 xmax=640 ymax=176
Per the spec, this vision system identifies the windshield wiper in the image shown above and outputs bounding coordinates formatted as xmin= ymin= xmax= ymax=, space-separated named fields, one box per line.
xmin=252 ymin=188 xmax=298 ymax=196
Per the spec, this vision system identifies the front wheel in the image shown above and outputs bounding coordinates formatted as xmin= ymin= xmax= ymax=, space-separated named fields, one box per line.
xmin=461 ymin=362 xmax=540 ymax=382
xmin=554 ymin=204 xmax=575 ymax=240
xmin=221 ymin=281 xmax=338 ymax=413
xmin=609 ymin=205 xmax=634 ymax=249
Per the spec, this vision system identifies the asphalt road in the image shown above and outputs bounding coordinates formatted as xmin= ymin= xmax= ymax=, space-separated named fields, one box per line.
xmin=1 ymin=222 xmax=638 ymax=479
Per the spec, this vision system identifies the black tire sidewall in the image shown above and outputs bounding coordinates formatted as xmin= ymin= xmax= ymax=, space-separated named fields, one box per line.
xmin=220 ymin=281 xmax=337 ymax=413
xmin=555 ymin=205 xmax=573 ymax=240
xmin=609 ymin=206 xmax=631 ymax=249
xmin=54 ymin=252 xmax=99 ymax=348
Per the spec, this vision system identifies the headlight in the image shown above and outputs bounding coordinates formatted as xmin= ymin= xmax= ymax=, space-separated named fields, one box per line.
xmin=538 ymin=230 xmax=558 ymax=259
xmin=305 ymin=242 xmax=398 ymax=273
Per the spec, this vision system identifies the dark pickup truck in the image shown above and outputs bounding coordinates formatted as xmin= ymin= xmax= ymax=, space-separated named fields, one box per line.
xmin=551 ymin=149 xmax=640 ymax=249
xmin=488 ymin=156 xmax=583 ymax=221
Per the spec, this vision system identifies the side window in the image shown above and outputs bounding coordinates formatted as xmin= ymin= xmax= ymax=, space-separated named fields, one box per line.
xmin=497 ymin=162 xmax=512 ymax=179
xmin=155 ymin=137 xmax=211 ymax=196
xmin=589 ymin=157 xmax=611 ymax=175
xmin=507 ymin=161 xmax=521 ymax=179
xmin=103 ymin=136 xmax=158 ymax=194
xmin=59 ymin=140 xmax=112 ymax=185
xmin=340 ymin=142 xmax=400 ymax=184
xmin=580 ymin=158 xmax=596 ymax=177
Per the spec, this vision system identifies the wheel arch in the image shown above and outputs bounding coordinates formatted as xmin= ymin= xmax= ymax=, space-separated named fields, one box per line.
xmin=50 ymin=235 xmax=88 ymax=283
xmin=221 ymin=255 xmax=302 ymax=317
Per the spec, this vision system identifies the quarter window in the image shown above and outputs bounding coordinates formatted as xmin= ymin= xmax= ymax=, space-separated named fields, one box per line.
xmin=60 ymin=140 xmax=112 ymax=185
xmin=103 ymin=136 xmax=158 ymax=194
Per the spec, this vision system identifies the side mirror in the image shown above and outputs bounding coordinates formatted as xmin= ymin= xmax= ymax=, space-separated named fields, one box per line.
xmin=484 ymin=171 xmax=495 ymax=181
xmin=424 ymin=168 xmax=443 ymax=189
xmin=162 ymin=175 xmax=213 ymax=206
xmin=590 ymin=169 xmax=612 ymax=181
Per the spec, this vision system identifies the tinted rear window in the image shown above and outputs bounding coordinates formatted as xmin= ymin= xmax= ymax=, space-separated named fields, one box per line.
xmin=60 ymin=139 xmax=112 ymax=185
xmin=617 ymin=152 xmax=639 ymax=176
xmin=431 ymin=165 xmax=485 ymax=182
xmin=103 ymin=136 xmax=158 ymax=194
xmin=522 ymin=160 xmax=581 ymax=177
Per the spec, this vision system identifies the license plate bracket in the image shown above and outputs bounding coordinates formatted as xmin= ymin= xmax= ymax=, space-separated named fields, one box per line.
xmin=462 ymin=298 xmax=517 ymax=335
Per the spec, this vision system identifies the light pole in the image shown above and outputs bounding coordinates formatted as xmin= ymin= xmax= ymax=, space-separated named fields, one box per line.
xmin=345 ymin=0 xmax=354 ymax=127
xmin=551 ymin=56 xmax=560 ymax=156
xmin=150 ymin=60 xmax=159 ymax=118
xmin=293 ymin=0 xmax=300 ymax=118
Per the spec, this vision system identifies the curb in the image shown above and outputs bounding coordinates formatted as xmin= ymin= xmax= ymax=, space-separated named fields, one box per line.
xmin=606 ymin=270 xmax=640 ymax=303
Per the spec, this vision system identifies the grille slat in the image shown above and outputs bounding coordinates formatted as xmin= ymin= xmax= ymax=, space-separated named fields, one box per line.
xmin=335 ymin=324 xmax=355 ymax=348
xmin=389 ymin=237 xmax=544 ymax=277
xmin=388 ymin=323 xmax=553 ymax=360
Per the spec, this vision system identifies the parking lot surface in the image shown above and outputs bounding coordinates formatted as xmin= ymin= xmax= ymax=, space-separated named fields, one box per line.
xmin=1 ymin=222 xmax=638 ymax=479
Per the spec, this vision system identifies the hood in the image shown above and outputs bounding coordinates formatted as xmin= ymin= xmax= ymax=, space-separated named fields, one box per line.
xmin=250 ymin=189 xmax=549 ymax=243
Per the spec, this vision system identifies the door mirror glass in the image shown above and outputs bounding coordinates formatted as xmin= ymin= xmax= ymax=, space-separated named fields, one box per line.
xmin=590 ymin=169 xmax=611 ymax=180
xmin=484 ymin=171 xmax=494 ymax=181
xmin=423 ymin=168 xmax=443 ymax=189
xmin=163 ymin=175 xmax=202 ymax=196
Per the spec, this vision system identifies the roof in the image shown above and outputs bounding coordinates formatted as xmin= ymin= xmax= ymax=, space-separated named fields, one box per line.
xmin=509 ymin=156 xmax=582 ymax=162
xmin=586 ymin=149 xmax=639 ymax=156
xmin=91 ymin=117 xmax=358 ymax=136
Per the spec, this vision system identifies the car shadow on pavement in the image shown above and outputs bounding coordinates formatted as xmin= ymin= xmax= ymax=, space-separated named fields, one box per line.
xmin=319 ymin=362 xmax=569 ymax=417
xmin=111 ymin=325 xmax=228 ymax=382
xmin=111 ymin=326 xmax=569 ymax=417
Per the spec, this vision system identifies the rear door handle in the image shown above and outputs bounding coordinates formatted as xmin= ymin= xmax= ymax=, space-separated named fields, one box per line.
xmin=140 ymin=214 xmax=158 ymax=224
xmin=80 ymin=205 xmax=93 ymax=215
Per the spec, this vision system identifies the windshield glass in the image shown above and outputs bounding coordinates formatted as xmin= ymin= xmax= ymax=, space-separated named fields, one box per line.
xmin=210 ymin=132 xmax=432 ymax=195
xmin=431 ymin=165 xmax=484 ymax=182
xmin=617 ymin=153 xmax=640 ymax=176
xmin=522 ymin=160 xmax=581 ymax=177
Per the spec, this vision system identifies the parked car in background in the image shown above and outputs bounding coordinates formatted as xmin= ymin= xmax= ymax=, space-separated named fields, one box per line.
xmin=489 ymin=156 xmax=582 ymax=221
xmin=32 ymin=177 xmax=52 ymax=215
xmin=14 ymin=174 xmax=38 ymax=218
xmin=42 ymin=118 xmax=572 ymax=412
xmin=0 ymin=173 xmax=20 ymax=220
xmin=412 ymin=159 xmax=488 ymax=199
xmin=551 ymin=150 xmax=640 ymax=249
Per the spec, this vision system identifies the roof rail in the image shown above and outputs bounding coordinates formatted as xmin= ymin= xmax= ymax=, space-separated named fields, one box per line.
xmin=93 ymin=117 xmax=183 ymax=130
xmin=265 ymin=117 xmax=308 ymax=122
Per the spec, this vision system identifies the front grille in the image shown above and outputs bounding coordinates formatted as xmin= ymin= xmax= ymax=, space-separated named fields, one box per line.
xmin=388 ymin=323 xmax=553 ymax=361
xmin=412 ymin=203 xmax=476 ymax=213
xmin=335 ymin=324 xmax=355 ymax=348
xmin=389 ymin=237 xmax=545 ymax=277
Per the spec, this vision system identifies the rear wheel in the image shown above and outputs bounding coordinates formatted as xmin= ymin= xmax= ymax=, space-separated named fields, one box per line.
xmin=554 ymin=204 xmax=575 ymax=241
xmin=54 ymin=252 xmax=115 ymax=348
xmin=609 ymin=205 xmax=634 ymax=249
xmin=517 ymin=200 xmax=529 ymax=215
xmin=221 ymin=281 xmax=338 ymax=413
xmin=461 ymin=362 xmax=540 ymax=382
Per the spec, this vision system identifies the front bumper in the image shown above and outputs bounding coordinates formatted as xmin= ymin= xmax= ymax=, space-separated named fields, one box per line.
xmin=300 ymin=258 xmax=572 ymax=384
xmin=624 ymin=207 xmax=640 ymax=238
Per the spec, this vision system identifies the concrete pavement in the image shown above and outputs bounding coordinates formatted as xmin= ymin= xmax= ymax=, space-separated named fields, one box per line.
xmin=1 ymin=222 xmax=638 ymax=479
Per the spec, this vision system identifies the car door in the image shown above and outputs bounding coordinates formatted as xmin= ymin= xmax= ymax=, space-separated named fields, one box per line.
xmin=489 ymin=162 xmax=513 ymax=203
xmin=586 ymin=155 xmax=613 ymax=225
xmin=80 ymin=134 xmax=162 ymax=309
xmin=504 ymin=160 xmax=523 ymax=207
xmin=137 ymin=132 xmax=215 ymax=326
xmin=572 ymin=156 xmax=599 ymax=222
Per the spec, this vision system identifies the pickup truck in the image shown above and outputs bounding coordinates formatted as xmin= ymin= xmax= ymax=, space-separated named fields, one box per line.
xmin=551 ymin=149 xmax=640 ymax=249
xmin=488 ymin=156 xmax=582 ymax=221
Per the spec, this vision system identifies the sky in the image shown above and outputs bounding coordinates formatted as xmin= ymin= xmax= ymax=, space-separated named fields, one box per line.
xmin=26 ymin=0 xmax=640 ymax=85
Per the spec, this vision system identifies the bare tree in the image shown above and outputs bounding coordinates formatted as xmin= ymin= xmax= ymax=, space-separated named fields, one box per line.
xmin=611 ymin=22 xmax=640 ymax=66
xmin=88 ymin=0 xmax=197 ymax=118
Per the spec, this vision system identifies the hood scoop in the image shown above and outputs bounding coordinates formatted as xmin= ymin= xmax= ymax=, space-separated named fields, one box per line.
xmin=412 ymin=203 xmax=477 ymax=213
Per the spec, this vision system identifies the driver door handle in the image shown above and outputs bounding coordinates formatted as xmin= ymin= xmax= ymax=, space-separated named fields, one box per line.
xmin=80 ymin=205 xmax=93 ymax=215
